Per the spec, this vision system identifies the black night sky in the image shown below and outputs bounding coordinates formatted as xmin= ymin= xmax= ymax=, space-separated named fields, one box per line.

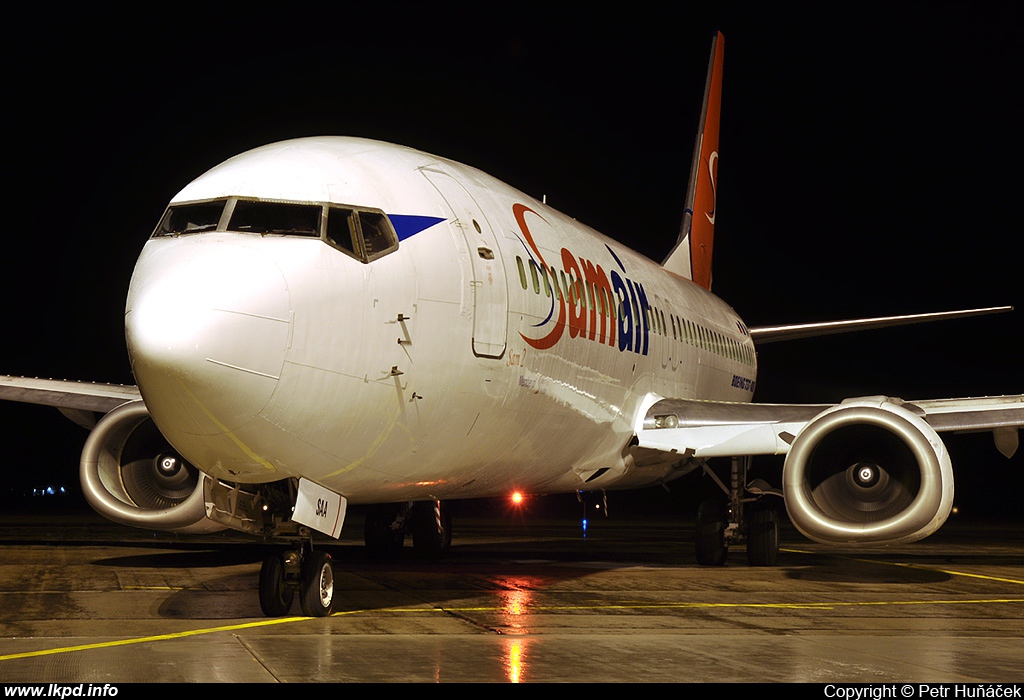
xmin=1 ymin=4 xmax=1021 ymax=515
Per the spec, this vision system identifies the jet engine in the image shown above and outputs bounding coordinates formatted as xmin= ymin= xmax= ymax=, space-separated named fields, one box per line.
xmin=80 ymin=400 xmax=223 ymax=533
xmin=782 ymin=398 xmax=954 ymax=545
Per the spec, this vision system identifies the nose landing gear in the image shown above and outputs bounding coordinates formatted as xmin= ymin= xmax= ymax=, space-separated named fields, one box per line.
xmin=259 ymin=541 xmax=334 ymax=617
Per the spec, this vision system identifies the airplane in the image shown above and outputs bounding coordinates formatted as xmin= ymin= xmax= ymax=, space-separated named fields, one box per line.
xmin=1 ymin=31 xmax=1021 ymax=618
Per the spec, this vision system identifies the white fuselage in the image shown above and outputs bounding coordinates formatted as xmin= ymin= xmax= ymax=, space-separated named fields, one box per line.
xmin=125 ymin=137 xmax=756 ymax=503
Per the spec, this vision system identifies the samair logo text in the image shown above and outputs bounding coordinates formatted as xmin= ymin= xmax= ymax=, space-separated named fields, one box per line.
xmin=513 ymin=203 xmax=650 ymax=356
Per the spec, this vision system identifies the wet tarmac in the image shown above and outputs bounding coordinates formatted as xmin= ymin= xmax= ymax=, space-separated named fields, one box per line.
xmin=2 ymin=507 xmax=1024 ymax=683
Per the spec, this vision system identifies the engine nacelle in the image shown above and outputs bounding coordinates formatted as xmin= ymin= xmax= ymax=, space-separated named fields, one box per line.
xmin=80 ymin=401 xmax=223 ymax=534
xmin=782 ymin=398 xmax=954 ymax=545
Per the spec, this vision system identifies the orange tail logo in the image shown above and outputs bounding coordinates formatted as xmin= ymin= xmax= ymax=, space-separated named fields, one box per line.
xmin=690 ymin=31 xmax=724 ymax=291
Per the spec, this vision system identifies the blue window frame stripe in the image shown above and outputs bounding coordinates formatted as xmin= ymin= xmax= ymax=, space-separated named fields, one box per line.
xmin=387 ymin=214 xmax=446 ymax=241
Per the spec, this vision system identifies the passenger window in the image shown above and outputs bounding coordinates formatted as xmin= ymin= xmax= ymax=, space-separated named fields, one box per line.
xmin=575 ymin=278 xmax=585 ymax=309
xmin=529 ymin=260 xmax=541 ymax=294
xmin=516 ymin=257 xmax=528 ymax=289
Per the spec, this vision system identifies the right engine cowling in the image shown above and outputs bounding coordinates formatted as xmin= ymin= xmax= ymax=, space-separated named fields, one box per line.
xmin=782 ymin=398 xmax=954 ymax=545
xmin=80 ymin=400 xmax=223 ymax=534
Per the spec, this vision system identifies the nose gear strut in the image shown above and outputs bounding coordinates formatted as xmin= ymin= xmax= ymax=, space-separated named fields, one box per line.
xmin=259 ymin=531 xmax=334 ymax=617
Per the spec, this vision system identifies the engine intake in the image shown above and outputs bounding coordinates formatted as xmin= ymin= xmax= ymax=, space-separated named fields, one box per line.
xmin=80 ymin=401 xmax=222 ymax=533
xmin=783 ymin=398 xmax=953 ymax=545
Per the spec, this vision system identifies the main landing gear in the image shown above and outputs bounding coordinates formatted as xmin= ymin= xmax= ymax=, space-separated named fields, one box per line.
xmin=695 ymin=456 xmax=781 ymax=567
xmin=259 ymin=540 xmax=334 ymax=617
xmin=364 ymin=500 xmax=452 ymax=560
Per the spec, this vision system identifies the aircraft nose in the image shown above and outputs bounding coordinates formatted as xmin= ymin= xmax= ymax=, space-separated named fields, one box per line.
xmin=125 ymin=238 xmax=291 ymax=437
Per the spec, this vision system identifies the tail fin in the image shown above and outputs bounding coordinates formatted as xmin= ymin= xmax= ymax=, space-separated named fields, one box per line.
xmin=662 ymin=31 xmax=724 ymax=291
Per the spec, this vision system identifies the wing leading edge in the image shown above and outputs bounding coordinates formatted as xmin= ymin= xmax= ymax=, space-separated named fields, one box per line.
xmin=748 ymin=306 xmax=1012 ymax=344
xmin=0 ymin=376 xmax=141 ymax=428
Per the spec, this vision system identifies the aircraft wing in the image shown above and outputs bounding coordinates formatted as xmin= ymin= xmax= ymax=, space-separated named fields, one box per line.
xmin=636 ymin=394 xmax=1024 ymax=459
xmin=748 ymin=306 xmax=1012 ymax=344
xmin=0 ymin=375 xmax=141 ymax=428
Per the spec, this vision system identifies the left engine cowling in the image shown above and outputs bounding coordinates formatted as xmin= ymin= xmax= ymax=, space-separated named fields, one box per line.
xmin=80 ymin=401 xmax=224 ymax=533
xmin=782 ymin=398 xmax=954 ymax=545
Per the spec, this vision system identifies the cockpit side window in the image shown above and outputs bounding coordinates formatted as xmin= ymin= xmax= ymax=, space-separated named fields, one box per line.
xmin=325 ymin=207 xmax=398 ymax=263
xmin=154 ymin=200 xmax=226 ymax=236
xmin=358 ymin=211 xmax=398 ymax=262
xmin=227 ymin=201 xmax=321 ymax=237
xmin=326 ymin=207 xmax=359 ymax=259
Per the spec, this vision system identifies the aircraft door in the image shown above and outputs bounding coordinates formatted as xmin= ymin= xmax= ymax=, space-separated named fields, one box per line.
xmin=421 ymin=169 xmax=508 ymax=358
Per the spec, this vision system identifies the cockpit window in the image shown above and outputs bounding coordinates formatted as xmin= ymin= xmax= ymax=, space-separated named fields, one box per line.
xmin=325 ymin=206 xmax=399 ymax=262
xmin=152 ymin=197 xmax=399 ymax=264
xmin=227 ymin=201 xmax=321 ymax=237
xmin=359 ymin=211 xmax=395 ymax=260
xmin=326 ymin=207 xmax=357 ymax=257
xmin=154 ymin=200 xmax=226 ymax=236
